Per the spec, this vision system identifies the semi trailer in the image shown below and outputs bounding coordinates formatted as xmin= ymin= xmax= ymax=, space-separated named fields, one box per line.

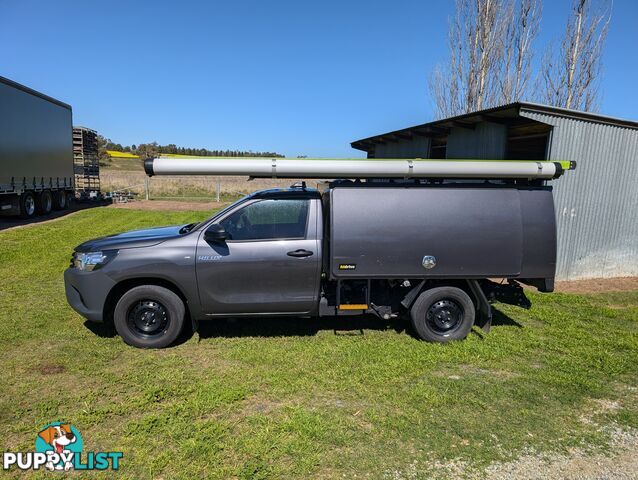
xmin=64 ymin=156 xmax=575 ymax=348
xmin=0 ymin=76 xmax=74 ymax=218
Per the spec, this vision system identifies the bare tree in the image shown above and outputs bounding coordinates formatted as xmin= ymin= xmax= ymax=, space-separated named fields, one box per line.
xmin=429 ymin=0 xmax=514 ymax=118
xmin=539 ymin=0 xmax=611 ymax=111
xmin=430 ymin=0 xmax=542 ymax=117
xmin=500 ymin=0 xmax=542 ymax=103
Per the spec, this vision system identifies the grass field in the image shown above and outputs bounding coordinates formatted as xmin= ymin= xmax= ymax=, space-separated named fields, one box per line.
xmin=1 ymin=207 xmax=637 ymax=479
xmin=100 ymin=157 xmax=145 ymax=172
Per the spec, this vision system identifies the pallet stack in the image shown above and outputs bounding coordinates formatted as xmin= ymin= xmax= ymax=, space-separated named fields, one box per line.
xmin=72 ymin=126 xmax=100 ymax=198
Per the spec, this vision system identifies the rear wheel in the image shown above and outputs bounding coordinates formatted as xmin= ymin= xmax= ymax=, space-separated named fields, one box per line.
xmin=19 ymin=191 xmax=36 ymax=219
xmin=65 ymin=192 xmax=74 ymax=209
xmin=36 ymin=190 xmax=53 ymax=215
xmin=113 ymin=285 xmax=185 ymax=348
xmin=410 ymin=287 xmax=475 ymax=342
xmin=53 ymin=191 xmax=67 ymax=210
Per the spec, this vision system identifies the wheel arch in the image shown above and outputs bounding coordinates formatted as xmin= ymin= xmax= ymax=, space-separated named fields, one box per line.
xmin=401 ymin=279 xmax=491 ymax=332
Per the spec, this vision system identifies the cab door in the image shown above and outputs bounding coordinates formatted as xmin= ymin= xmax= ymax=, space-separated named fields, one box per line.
xmin=195 ymin=197 xmax=321 ymax=315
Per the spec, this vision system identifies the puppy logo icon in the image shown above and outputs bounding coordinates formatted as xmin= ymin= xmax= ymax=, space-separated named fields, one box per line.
xmin=35 ymin=423 xmax=83 ymax=471
xmin=2 ymin=421 xmax=121 ymax=471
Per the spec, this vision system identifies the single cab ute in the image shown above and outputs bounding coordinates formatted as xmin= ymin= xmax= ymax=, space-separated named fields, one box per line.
xmin=65 ymin=180 xmax=558 ymax=348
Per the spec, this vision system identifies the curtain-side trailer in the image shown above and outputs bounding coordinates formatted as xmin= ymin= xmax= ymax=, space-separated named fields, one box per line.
xmin=0 ymin=76 xmax=74 ymax=218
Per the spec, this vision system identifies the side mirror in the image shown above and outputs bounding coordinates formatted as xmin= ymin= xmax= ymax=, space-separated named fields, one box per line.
xmin=205 ymin=224 xmax=228 ymax=242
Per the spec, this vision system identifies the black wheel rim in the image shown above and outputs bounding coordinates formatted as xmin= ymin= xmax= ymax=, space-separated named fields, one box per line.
xmin=25 ymin=195 xmax=35 ymax=216
xmin=426 ymin=299 xmax=464 ymax=334
xmin=127 ymin=300 xmax=170 ymax=338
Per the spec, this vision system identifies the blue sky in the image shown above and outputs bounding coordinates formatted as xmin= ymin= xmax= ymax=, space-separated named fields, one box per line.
xmin=1 ymin=0 xmax=637 ymax=157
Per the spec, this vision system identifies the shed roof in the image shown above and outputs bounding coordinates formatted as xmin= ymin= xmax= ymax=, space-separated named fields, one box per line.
xmin=351 ymin=102 xmax=638 ymax=153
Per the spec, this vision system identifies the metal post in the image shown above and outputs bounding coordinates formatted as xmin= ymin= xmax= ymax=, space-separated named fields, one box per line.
xmin=215 ymin=178 xmax=221 ymax=202
xmin=145 ymin=178 xmax=149 ymax=201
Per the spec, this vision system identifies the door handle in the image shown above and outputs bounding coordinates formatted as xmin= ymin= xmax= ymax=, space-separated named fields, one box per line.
xmin=287 ymin=249 xmax=314 ymax=258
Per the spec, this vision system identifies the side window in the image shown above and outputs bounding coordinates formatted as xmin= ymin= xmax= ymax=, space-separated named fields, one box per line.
xmin=220 ymin=199 xmax=309 ymax=241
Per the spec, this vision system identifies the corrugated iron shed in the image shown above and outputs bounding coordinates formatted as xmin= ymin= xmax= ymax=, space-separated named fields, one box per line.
xmin=351 ymin=102 xmax=638 ymax=280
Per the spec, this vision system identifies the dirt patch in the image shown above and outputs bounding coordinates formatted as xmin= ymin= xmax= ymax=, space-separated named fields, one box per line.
xmin=241 ymin=396 xmax=284 ymax=415
xmin=388 ymin=395 xmax=638 ymax=480
xmin=37 ymin=363 xmax=66 ymax=375
xmin=109 ymin=200 xmax=228 ymax=212
xmin=432 ymin=364 xmax=520 ymax=381
xmin=554 ymin=277 xmax=638 ymax=294
xmin=481 ymin=428 xmax=638 ymax=480
xmin=386 ymin=428 xmax=638 ymax=480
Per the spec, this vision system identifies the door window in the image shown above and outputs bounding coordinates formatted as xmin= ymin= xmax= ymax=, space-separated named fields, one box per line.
xmin=220 ymin=199 xmax=309 ymax=241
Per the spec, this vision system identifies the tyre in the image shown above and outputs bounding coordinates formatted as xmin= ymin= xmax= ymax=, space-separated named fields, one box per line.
xmin=36 ymin=190 xmax=53 ymax=215
xmin=113 ymin=285 xmax=185 ymax=348
xmin=65 ymin=192 xmax=74 ymax=209
xmin=410 ymin=287 xmax=475 ymax=343
xmin=53 ymin=191 xmax=67 ymax=210
xmin=19 ymin=191 xmax=36 ymax=219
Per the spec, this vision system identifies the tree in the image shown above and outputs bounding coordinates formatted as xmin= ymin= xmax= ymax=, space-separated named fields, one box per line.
xmin=539 ymin=0 xmax=611 ymax=111
xmin=134 ymin=142 xmax=160 ymax=160
xmin=96 ymin=135 xmax=112 ymax=166
xmin=430 ymin=0 xmax=514 ymax=117
xmin=96 ymin=137 xmax=284 ymax=159
xmin=500 ymin=0 xmax=542 ymax=103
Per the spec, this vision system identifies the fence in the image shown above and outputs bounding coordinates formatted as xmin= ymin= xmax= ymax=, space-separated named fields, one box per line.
xmin=100 ymin=171 xmax=325 ymax=202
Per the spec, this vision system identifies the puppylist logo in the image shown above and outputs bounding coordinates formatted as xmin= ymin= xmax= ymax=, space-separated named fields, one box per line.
xmin=3 ymin=422 xmax=122 ymax=472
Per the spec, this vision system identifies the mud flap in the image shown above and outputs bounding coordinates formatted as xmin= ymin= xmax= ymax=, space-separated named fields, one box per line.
xmin=400 ymin=280 xmax=426 ymax=310
xmin=191 ymin=316 xmax=199 ymax=335
xmin=466 ymin=280 xmax=492 ymax=332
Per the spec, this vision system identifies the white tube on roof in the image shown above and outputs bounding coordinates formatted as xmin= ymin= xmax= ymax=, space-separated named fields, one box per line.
xmin=146 ymin=156 xmax=561 ymax=179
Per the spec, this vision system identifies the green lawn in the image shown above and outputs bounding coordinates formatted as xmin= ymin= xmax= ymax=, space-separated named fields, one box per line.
xmin=0 ymin=207 xmax=637 ymax=479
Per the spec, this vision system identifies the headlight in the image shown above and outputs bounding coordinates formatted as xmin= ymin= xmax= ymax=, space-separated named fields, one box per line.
xmin=72 ymin=250 xmax=117 ymax=271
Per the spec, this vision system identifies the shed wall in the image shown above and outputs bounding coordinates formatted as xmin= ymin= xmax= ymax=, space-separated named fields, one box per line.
xmin=374 ymin=136 xmax=430 ymax=158
xmin=446 ymin=122 xmax=507 ymax=159
xmin=522 ymin=110 xmax=638 ymax=280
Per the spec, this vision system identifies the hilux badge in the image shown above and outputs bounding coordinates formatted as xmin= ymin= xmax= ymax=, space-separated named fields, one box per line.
xmin=422 ymin=255 xmax=436 ymax=269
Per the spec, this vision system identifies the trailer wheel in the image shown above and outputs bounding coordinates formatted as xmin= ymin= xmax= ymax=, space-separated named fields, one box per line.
xmin=53 ymin=191 xmax=67 ymax=210
xmin=410 ymin=287 xmax=475 ymax=342
xmin=19 ymin=191 xmax=37 ymax=219
xmin=113 ymin=285 xmax=185 ymax=348
xmin=36 ymin=190 xmax=53 ymax=215
xmin=65 ymin=192 xmax=74 ymax=209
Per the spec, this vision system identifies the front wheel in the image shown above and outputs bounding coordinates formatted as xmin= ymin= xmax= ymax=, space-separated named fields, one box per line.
xmin=410 ymin=287 xmax=475 ymax=342
xmin=113 ymin=285 xmax=185 ymax=348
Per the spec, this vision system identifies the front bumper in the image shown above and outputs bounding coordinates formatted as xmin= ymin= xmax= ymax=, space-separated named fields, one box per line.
xmin=64 ymin=268 xmax=116 ymax=322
